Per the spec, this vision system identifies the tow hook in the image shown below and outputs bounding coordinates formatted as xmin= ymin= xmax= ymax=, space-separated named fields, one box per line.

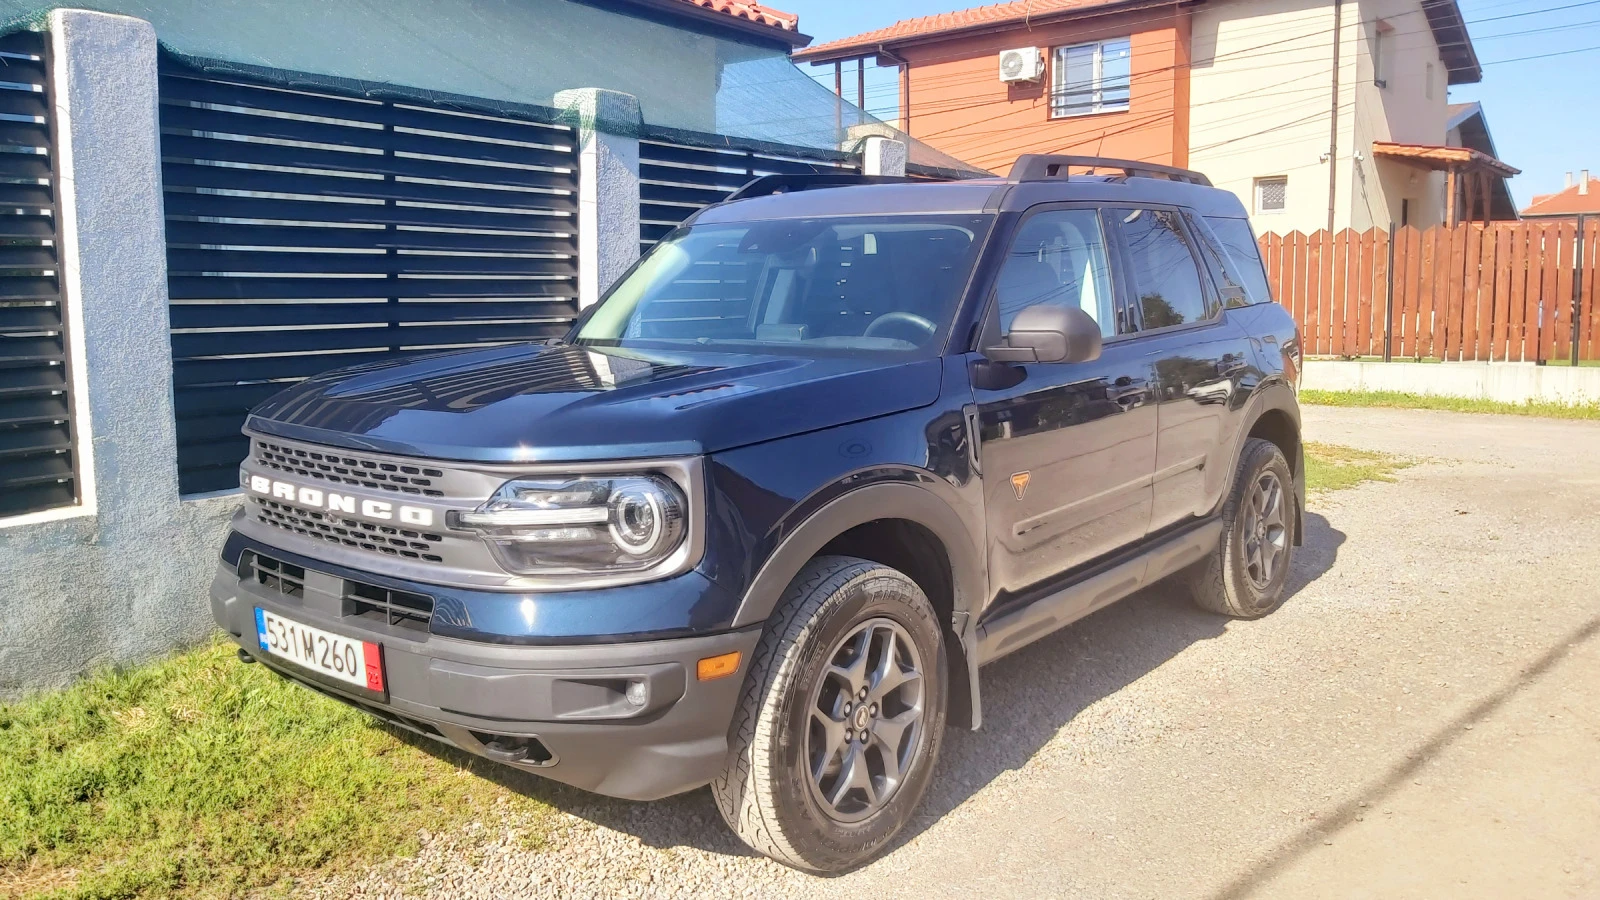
xmin=237 ymin=648 xmax=256 ymax=664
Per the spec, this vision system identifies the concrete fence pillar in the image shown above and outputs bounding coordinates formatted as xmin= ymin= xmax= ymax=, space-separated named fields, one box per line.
xmin=555 ymin=88 xmax=642 ymax=308
xmin=863 ymin=136 xmax=908 ymax=177
xmin=0 ymin=10 xmax=238 ymax=697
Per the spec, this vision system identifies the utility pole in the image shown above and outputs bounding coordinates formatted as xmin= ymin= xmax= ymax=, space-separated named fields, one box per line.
xmin=1326 ymin=0 xmax=1344 ymax=234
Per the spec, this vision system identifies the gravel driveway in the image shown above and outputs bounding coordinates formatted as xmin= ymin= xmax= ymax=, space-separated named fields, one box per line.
xmin=322 ymin=406 xmax=1600 ymax=899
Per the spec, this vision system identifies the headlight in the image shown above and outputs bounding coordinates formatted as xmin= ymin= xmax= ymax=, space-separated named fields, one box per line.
xmin=450 ymin=475 xmax=687 ymax=576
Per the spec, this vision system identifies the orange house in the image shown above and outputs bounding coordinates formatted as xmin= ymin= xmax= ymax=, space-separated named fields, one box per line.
xmin=795 ymin=0 xmax=1193 ymax=175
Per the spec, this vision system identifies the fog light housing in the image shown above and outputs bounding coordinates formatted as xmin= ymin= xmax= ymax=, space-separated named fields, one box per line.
xmin=625 ymin=680 xmax=648 ymax=707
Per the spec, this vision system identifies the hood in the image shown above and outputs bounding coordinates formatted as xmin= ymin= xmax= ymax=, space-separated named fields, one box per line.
xmin=245 ymin=342 xmax=944 ymax=463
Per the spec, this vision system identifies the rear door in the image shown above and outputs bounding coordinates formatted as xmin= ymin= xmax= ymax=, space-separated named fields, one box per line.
xmin=1106 ymin=206 xmax=1256 ymax=533
xmin=970 ymin=205 xmax=1158 ymax=600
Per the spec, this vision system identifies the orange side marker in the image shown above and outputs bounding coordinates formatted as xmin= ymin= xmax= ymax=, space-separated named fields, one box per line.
xmin=697 ymin=650 xmax=741 ymax=681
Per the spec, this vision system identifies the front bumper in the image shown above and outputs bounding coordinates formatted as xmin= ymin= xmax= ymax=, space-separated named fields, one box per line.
xmin=210 ymin=544 xmax=760 ymax=801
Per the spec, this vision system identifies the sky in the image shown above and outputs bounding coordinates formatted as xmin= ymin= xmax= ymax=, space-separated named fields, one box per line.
xmin=779 ymin=0 xmax=1600 ymax=207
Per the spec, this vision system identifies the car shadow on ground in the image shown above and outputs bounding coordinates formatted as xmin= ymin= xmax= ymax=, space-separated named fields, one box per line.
xmin=390 ymin=512 xmax=1346 ymax=871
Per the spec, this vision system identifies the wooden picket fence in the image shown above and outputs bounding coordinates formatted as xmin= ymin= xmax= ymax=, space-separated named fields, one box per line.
xmin=1258 ymin=218 xmax=1600 ymax=362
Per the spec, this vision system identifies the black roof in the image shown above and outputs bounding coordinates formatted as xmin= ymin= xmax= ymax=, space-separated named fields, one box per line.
xmin=692 ymin=174 xmax=1250 ymax=226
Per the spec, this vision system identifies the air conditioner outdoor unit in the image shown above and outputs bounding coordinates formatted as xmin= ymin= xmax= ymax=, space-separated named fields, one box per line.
xmin=998 ymin=47 xmax=1045 ymax=83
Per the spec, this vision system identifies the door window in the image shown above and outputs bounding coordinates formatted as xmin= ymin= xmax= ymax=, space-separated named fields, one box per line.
xmin=1113 ymin=207 xmax=1213 ymax=329
xmin=993 ymin=209 xmax=1120 ymax=338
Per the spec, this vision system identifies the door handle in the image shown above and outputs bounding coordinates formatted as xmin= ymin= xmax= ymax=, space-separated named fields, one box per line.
xmin=962 ymin=403 xmax=982 ymax=477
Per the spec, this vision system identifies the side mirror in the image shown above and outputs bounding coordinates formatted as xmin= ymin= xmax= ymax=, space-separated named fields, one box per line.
xmin=984 ymin=304 xmax=1103 ymax=364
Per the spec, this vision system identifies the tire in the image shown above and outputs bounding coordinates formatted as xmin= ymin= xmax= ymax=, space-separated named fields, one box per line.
xmin=713 ymin=556 xmax=948 ymax=873
xmin=1187 ymin=438 xmax=1297 ymax=618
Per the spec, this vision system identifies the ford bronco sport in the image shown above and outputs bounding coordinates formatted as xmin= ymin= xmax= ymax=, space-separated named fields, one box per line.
xmin=212 ymin=154 xmax=1303 ymax=873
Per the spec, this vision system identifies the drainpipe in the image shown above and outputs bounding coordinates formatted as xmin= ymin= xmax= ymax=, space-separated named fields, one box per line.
xmin=1326 ymin=0 xmax=1344 ymax=234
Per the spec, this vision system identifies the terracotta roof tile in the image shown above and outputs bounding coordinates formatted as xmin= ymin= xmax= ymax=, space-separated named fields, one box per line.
xmin=1521 ymin=178 xmax=1600 ymax=217
xmin=1371 ymin=141 xmax=1519 ymax=178
xmin=794 ymin=0 xmax=1121 ymax=60
xmin=675 ymin=0 xmax=798 ymax=32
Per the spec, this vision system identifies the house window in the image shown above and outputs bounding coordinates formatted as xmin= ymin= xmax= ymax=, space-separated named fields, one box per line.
xmin=1425 ymin=62 xmax=1434 ymax=99
xmin=1052 ymin=38 xmax=1131 ymax=117
xmin=1255 ymin=176 xmax=1288 ymax=215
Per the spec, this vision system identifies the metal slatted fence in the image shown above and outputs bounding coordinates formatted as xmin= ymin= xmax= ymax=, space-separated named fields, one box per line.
xmin=638 ymin=128 xmax=859 ymax=253
xmin=0 ymin=30 xmax=77 ymax=518
xmin=159 ymin=60 xmax=582 ymax=494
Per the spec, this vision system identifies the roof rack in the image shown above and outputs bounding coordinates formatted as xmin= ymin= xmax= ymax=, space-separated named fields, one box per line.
xmin=1008 ymin=154 xmax=1212 ymax=187
xmin=724 ymin=173 xmax=942 ymax=202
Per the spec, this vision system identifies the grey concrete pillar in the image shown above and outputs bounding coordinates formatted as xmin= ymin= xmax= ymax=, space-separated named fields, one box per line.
xmin=49 ymin=8 xmax=178 ymax=515
xmin=863 ymin=136 xmax=908 ymax=177
xmin=556 ymin=88 xmax=642 ymax=308
xmin=0 ymin=10 xmax=239 ymax=697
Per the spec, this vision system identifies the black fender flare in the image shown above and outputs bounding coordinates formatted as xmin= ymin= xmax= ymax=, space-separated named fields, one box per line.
xmin=1227 ymin=378 xmax=1305 ymax=543
xmin=730 ymin=479 xmax=987 ymax=728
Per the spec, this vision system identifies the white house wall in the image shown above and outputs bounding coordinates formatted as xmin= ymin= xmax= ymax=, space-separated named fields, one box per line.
xmin=1189 ymin=0 xmax=1452 ymax=235
xmin=1348 ymin=0 xmax=1451 ymax=230
xmin=1189 ymin=0 xmax=1355 ymax=234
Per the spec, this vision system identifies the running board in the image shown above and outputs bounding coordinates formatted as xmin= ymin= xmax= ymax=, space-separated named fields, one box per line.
xmin=975 ymin=519 xmax=1223 ymax=665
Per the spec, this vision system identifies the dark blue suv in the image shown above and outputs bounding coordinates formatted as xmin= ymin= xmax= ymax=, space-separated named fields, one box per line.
xmin=211 ymin=155 xmax=1303 ymax=873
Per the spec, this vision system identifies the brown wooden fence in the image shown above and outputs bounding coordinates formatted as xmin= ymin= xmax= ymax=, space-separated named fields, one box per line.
xmin=1258 ymin=217 xmax=1600 ymax=363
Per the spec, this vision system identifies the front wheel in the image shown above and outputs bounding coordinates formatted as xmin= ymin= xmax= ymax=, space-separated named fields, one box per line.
xmin=1187 ymin=438 xmax=1297 ymax=618
xmin=713 ymin=556 xmax=947 ymax=873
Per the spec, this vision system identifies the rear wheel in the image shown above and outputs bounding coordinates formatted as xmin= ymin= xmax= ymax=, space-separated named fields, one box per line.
xmin=1187 ymin=438 xmax=1296 ymax=618
xmin=713 ymin=556 xmax=947 ymax=873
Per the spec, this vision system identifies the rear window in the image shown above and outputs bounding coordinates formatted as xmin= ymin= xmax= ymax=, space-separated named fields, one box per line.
xmin=1203 ymin=216 xmax=1272 ymax=306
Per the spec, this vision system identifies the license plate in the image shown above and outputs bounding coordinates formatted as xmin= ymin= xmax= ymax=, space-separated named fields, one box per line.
xmin=254 ymin=608 xmax=385 ymax=693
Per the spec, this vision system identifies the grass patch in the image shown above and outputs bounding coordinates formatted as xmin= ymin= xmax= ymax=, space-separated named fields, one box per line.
xmin=0 ymin=639 xmax=552 ymax=900
xmin=1300 ymin=388 xmax=1600 ymax=420
xmin=1304 ymin=441 xmax=1411 ymax=494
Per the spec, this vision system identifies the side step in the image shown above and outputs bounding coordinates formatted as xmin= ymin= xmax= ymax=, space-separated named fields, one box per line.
xmin=975 ymin=519 xmax=1222 ymax=665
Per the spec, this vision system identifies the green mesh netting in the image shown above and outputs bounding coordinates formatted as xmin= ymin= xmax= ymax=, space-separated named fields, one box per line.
xmin=0 ymin=0 xmax=985 ymax=175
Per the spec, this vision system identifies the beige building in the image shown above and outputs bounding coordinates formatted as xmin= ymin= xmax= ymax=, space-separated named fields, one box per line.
xmin=1191 ymin=0 xmax=1516 ymax=234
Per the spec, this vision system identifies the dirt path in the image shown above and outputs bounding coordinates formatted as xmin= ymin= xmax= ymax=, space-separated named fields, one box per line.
xmin=322 ymin=407 xmax=1600 ymax=899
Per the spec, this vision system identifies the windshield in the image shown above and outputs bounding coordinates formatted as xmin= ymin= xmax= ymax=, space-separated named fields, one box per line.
xmin=574 ymin=215 xmax=992 ymax=357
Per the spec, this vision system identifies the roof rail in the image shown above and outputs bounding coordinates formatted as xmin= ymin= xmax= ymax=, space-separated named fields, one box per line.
xmin=725 ymin=173 xmax=940 ymax=202
xmin=1008 ymin=154 xmax=1212 ymax=187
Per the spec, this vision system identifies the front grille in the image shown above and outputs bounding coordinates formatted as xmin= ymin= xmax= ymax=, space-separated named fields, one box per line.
xmin=253 ymin=440 xmax=446 ymax=497
xmin=344 ymin=580 xmax=434 ymax=631
xmin=254 ymin=498 xmax=446 ymax=563
xmin=243 ymin=551 xmax=305 ymax=599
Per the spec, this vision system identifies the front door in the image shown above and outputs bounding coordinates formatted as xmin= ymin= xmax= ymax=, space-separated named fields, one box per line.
xmin=971 ymin=206 xmax=1157 ymax=603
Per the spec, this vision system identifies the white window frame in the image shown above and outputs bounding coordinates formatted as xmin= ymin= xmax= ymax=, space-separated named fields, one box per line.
xmin=1255 ymin=176 xmax=1288 ymax=215
xmin=1051 ymin=38 xmax=1132 ymax=118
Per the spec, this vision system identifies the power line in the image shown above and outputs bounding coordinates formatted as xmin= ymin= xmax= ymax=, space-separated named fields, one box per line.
xmin=790 ymin=0 xmax=1600 ymax=126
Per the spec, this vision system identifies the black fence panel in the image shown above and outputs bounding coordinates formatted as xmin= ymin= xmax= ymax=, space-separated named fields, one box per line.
xmin=638 ymin=127 xmax=859 ymax=252
xmin=159 ymin=60 xmax=581 ymax=494
xmin=0 ymin=30 xmax=78 ymax=519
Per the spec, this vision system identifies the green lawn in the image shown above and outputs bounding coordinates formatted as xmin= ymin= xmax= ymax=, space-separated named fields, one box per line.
xmin=1314 ymin=356 xmax=1600 ymax=368
xmin=1303 ymin=441 xmax=1412 ymax=494
xmin=1300 ymin=388 xmax=1600 ymax=420
xmin=0 ymin=640 xmax=553 ymax=900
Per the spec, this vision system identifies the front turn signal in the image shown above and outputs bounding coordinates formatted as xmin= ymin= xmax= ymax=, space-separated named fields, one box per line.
xmin=697 ymin=651 xmax=741 ymax=681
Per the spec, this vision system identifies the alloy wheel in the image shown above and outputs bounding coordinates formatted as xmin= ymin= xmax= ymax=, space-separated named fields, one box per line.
xmin=804 ymin=617 xmax=926 ymax=824
xmin=1242 ymin=469 xmax=1288 ymax=589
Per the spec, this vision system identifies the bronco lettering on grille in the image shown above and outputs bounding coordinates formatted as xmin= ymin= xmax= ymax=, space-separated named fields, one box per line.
xmin=247 ymin=475 xmax=435 ymax=527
